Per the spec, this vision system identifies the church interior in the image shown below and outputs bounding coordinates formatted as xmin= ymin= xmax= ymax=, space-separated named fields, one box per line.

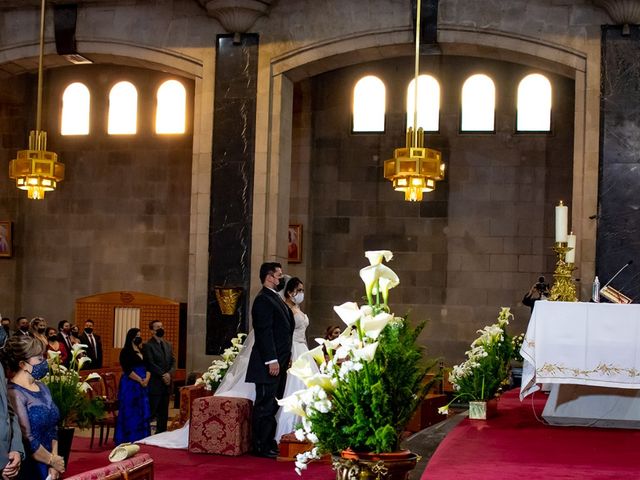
xmin=1 ymin=0 xmax=639 ymax=478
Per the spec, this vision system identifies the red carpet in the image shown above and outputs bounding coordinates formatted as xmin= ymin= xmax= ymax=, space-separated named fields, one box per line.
xmin=66 ymin=437 xmax=333 ymax=479
xmin=422 ymin=388 xmax=640 ymax=479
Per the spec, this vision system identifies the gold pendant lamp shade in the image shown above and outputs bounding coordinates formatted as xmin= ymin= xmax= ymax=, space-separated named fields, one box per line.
xmin=384 ymin=127 xmax=444 ymax=202
xmin=9 ymin=0 xmax=64 ymax=200
xmin=10 ymin=131 xmax=64 ymax=200
xmin=384 ymin=0 xmax=444 ymax=201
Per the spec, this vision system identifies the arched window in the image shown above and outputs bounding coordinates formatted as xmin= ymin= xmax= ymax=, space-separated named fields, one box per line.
xmin=61 ymin=82 xmax=90 ymax=135
xmin=352 ymin=75 xmax=385 ymax=132
xmin=406 ymin=75 xmax=440 ymax=132
xmin=108 ymin=81 xmax=137 ymax=134
xmin=517 ymin=74 xmax=552 ymax=132
xmin=155 ymin=79 xmax=186 ymax=134
xmin=460 ymin=74 xmax=495 ymax=132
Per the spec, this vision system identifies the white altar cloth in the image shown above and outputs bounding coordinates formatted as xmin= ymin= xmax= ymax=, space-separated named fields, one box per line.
xmin=520 ymin=301 xmax=640 ymax=428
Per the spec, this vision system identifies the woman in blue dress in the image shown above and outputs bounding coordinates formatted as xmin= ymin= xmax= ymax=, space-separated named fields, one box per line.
xmin=115 ymin=328 xmax=151 ymax=444
xmin=3 ymin=336 xmax=64 ymax=480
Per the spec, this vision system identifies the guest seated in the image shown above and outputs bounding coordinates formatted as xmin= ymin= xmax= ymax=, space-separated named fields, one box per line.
xmin=2 ymin=336 xmax=64 ymax=480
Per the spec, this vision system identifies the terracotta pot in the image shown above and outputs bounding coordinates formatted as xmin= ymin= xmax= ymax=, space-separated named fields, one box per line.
xmin=334 ymin=448 xmax=418 ymax=480
xmin=468 ymin=398 xmax=498 ymax=420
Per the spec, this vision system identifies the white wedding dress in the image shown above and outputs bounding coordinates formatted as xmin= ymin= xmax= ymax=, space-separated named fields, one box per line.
xmin=137 ymin=308 xmax=315 ymax=449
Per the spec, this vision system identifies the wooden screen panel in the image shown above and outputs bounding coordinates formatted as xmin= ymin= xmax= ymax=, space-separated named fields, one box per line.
xmin=76 ymin=291 xmax=180 ymax=369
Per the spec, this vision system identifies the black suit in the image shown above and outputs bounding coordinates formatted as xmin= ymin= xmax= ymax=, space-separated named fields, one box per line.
xmin=246 ymin=287 xmax=294 ymax=454
xmin=79 ymin=332 xmax=103 ymax=369
xmin=143 ymin=338 xmax=176 ymax=433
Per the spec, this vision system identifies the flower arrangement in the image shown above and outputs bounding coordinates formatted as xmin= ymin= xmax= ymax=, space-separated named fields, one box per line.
xmin=277 ymin=250 xmax=439 ymax=475
xmin=44 ymin=344 xmax=105 ymax=428
xmin=511 ymin=333 xmax=525 ymax=363
xmin=196 ymin=332 xmax=247 ymax=391
xmin=439 ymin=308 xmax=514 ymax=415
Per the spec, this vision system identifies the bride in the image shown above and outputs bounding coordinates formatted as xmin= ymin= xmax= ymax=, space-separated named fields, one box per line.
xmin=138 ymin=276 xmax=316 ymax=449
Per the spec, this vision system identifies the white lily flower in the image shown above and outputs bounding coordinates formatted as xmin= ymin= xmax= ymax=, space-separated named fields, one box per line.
xmin=288 ymin=355 xmax=315 ymax=382
xmin=85 ymin=372 xmax=101 ymax=381
xmin=71 ymin=343 xmax=88 ymax=352
xmin=352 ymin=342 xmax=379 ymax=362
xmin=364 ymin=250 xmax=393 ymax=266
xmin=79 ymin=381 xmax=92 ymax=393
xmin=333 ymin=302 xmax=362 ymax=327
xmin=304 ymin=373 xmax=334 ymax=390
xmin=359 ymin=264 xmax=399 ymax=305
xmin=277 ymin=392 xmax=307 ymax=418
xmin=305 ymin=345 xmax=327 ymax=366
xmin=361 ymin=312 xmax=393 ymax=339
xmin=78 ymin=356 xmax=92 ymax=368
xmin=438 ymin=406 xmax=449 ymax=415
xmin=47 ymin=350 xmax=61 ymax=360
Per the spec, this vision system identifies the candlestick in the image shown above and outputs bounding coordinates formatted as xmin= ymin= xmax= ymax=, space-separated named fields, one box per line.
xmin=566 ymin=232 xmax=576 ymax=264
xmin=555 ymin=201 xmax=568 ymax=243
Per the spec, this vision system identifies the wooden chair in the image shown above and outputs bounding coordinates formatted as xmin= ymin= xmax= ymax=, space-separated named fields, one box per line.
xmin=85 ymin=375 xmax=117 ymax=448
xmin=101 ymin=372 xmax=119 ymax=444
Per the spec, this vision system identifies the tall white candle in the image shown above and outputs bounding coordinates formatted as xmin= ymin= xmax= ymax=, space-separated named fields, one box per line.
xmin=555 ymin=201 xmax=568 ymax=243
xmin=566 ymin=232 xmax=576 ymax=263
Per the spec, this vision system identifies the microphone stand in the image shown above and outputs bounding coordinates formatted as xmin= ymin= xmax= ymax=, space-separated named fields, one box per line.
xmin=549 ymin=242 xmax=578 ymax=302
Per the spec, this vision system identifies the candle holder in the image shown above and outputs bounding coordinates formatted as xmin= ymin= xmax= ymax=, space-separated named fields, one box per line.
xmin=549 ymin=242 xmax=577 ymax=302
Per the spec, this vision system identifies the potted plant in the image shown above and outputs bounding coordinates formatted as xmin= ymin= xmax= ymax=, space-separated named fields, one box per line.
xmin=278 ymin=250 xmax=439 ymax=478
xmin=43 ymin=345 xmax=105 ymax=464
xmin=439 ymin=308 xmax=514 ymax=419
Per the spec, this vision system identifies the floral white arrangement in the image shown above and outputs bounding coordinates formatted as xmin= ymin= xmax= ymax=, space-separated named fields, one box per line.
xmin=438 ymin=307 xmax=513 ymax=415
xmin=196 ymin=332 xmax=247 ymax=391
xmin=277 ymin=250 xmax=437 ymax=475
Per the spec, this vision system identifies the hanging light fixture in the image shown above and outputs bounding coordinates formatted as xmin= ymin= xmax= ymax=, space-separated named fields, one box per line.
xmin=384 ymin=0 xmax=444 ymax=202
xmin=9 ymin=0 xmax=64 ymax=200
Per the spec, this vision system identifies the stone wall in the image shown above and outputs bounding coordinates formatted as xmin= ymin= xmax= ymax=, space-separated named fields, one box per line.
xmin=0 ymin=65 xmax=193 ymax=322
xmin=301 ymin=56 xmax=575 ymax=363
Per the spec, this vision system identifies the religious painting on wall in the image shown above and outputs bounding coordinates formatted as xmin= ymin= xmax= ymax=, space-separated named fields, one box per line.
xmin=288 ymin=224 xmax=302 ymax=263
xmin=0 ymin=221 xmax=12 ymax=258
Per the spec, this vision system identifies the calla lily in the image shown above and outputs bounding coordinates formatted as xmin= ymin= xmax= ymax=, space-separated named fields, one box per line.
xmin=304 ymin=373 xmax=334 ymax=390
xmin=352 ymin=342 xmax=379 ymax=362
xmin=288 ymin=355 xmax=315 ymax=382
xmin=79 ymin=382 xmax=92 ymax=393
xmin=277 ymin=392 xmax=307 ymax=418
xmin=305 ymin=345 xmax=327 ymax=366
xmin=364 ymin=250 xmax=393 ymax=266
xmin=78 ymin=356 xmax=92 ymax=368
xmin=360 ymin=312 xmax=393 ymax=339
xmin=359 ymin=264 xmax=399 ymax=306
xmin=47 ymin=350 xmax=61 ymax=360
xmin=85 ymin=372 xmax=101 ymax=381
xmin=71 ymin=343 xmax=88 ymax=352
xmin=333 ymin=302 xmax=362 ymax=327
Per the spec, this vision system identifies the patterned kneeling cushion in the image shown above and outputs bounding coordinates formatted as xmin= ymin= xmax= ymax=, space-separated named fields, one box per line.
xmin=188 ymin=396 xmax=253 ymax=456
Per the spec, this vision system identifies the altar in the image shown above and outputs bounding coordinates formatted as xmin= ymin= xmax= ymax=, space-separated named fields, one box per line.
xmin=520 ymin=301 xmax=640 ymax=428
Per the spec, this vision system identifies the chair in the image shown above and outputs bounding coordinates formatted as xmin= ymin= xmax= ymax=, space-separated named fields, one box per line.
xmin=85 ymin=374 xmax=117 ymax=448
xmin=98 ymin=372 xmax=119 ymax=446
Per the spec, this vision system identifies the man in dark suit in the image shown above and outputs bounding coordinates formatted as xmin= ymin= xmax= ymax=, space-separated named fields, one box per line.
xmin=143 ymin=320 xmax=176 ymax=434
xmin=246 ymin=262 xmax=294 ymax=458
xmin=13 ymin=317 xmax=29 ymax=337
xmin=57 ymin=320 xmax=74 ymax=366
xmin=79 ymin=319 xmax=103 ymax=369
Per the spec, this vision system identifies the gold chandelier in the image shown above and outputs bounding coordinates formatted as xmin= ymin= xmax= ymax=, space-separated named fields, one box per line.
xmin=9 ymin=0 xmax=64 ymax=200
xmin=384 ymin=0 xmax=444 ymax=202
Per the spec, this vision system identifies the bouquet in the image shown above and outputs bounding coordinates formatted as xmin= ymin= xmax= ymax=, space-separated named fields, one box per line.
xmin=439 ymin=308 xmax=513 ymax=414
xmin=44 ymin=344 xmax=105 ymax=428
xmin=277 ymin=250 xmax=439 ymax=474
xmin=511 ymin=333 xmax=525 ymax=363
xmin=196 ymin=332 xmax=246 ymax=391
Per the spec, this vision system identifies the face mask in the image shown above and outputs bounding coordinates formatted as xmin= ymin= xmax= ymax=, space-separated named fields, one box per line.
xmin=84 ymin=327 xmax=93 ymax=335
xmin=20 ymin=326 xmax=29 ymax=333
xmin=71 ymin=330 xmax=79 ymax=338
xmin=133 ymin=337 xmax=143 ymax=346
xmin=37 ymin=327 xmax=46 ymax=334
xmin=48 ymin=335 xmax=57 ymax=342
xmin=155 ymin=328 xmax=165 ymax=338
xmin=276 ymin=278 xmax=286 ymax=292
xmin=28 ymin=359 xmax=49 ymax=380
xmin=293 ymin=292 xmax=304 ymax=305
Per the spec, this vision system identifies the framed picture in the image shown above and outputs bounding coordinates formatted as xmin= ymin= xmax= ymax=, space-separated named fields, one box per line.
xmin=0 ymin=221 xmax=12 ymax=258
xmin=288 ymin=224 xmax=302 ymax=263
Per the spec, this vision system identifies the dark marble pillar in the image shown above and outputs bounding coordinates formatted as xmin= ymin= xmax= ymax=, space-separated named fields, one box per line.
xmin=206 ymin=34 xmax=258 ymax=354
xmin=597 ymin=26 xmax=640 ymax=301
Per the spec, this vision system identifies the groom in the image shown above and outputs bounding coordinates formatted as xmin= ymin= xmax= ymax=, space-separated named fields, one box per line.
xmin=246 ymin=262 xmax=294 ymax=458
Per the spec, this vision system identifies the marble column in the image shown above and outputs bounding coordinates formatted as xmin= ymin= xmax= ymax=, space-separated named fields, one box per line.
xmin=597 ymin=26 xmax=640 ymax=301
xmin=206 ymin=34 xmax=258 ymax=354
